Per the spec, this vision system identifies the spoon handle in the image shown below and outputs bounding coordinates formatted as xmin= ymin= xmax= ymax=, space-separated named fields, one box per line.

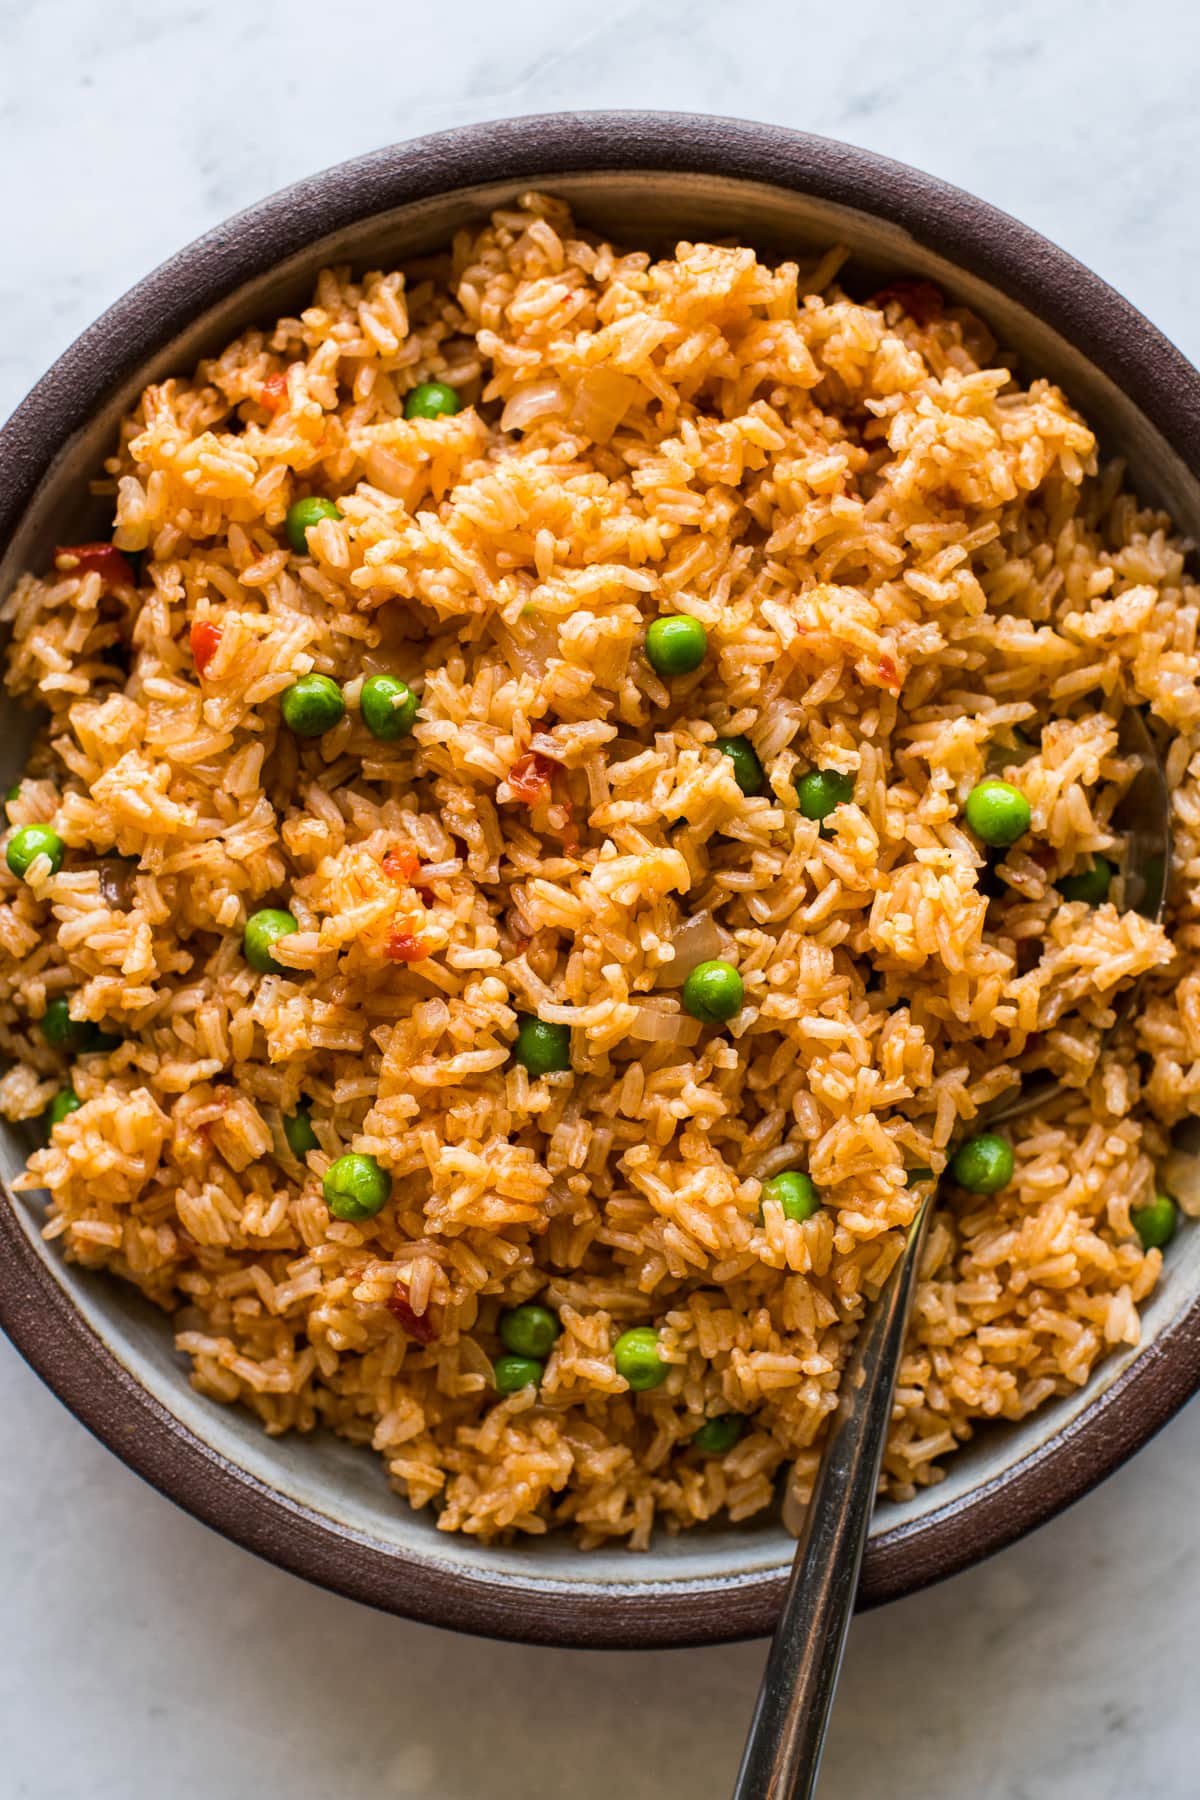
xmin=731 ymin=1197 xmax=933 ymax=1800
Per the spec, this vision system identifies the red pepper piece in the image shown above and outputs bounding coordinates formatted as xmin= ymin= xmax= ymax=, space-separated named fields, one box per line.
xmin=189 ymin=619 xmax=223 ymax=676
xmin=55 ymin=542 xmax=136 ymax=590
xmin=385 ymin=926 xmax=429 ymax=963
xmin=506 ymin=751 xmax=555 ymax=803
xmin=382 ymin=845 xmax=421 ymax=885
xmin=386 ymin=1284 xmax=436 ymax=1342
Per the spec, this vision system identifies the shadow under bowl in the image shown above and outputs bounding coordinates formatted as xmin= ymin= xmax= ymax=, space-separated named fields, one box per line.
xmin=2 ymin=112 xmax=1199 ymax=1649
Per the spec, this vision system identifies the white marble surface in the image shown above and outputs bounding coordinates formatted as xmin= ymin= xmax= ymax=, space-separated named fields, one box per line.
xmin=3 ymin=1 xmax=1199 ymax=1794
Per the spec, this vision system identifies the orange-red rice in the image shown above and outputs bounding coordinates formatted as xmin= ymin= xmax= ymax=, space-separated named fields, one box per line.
xmin=0 ymin=193 xmax=1194 ymax=1546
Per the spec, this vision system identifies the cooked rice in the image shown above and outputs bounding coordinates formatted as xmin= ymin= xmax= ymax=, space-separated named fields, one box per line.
xmin=1 ymin=192 xmax=1195 ymax=1546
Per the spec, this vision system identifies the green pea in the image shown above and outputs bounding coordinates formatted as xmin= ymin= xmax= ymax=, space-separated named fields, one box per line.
xmin=404 ymin=381 xmax=461 ymax=420
xmin=1059 ymin=856 xmax=1114 ymax=905
xmin=796 ymin=769 xmax=855 ymax=835
xmin=360 ymin=674 xmax=420 ymax=741
xmin=1131 ymin=1191 xmax=1178 ymax=1252
xmin=46 ymin=1087 xmax=82 ymax=1128
xmin=41 ymin=1004 xmax=118 ymax=1055
xmin=322 ymin=1151 xmax=391 ymax=1221
xmin=964 ymin=779 xmax=1031 ymax=848
xmin=284 ymin=1108 xmax=319 ymax=1157
xmin=6 ymin=824 xmax=65 ymax=880
xmin=613 ymin=1326 xmax=668 ymax=1392
xmin=285 ymin=496 xmax=343 ymax=554
xmin=645 ymin=614 xmax=708 ymax=677
xmin=950 ymin=1132 xmax=1015 ymax=1195
xmin=40 ymin=997 xmax=91 ymax=1051
xmin=681 ymin=959 xmax=744 ymax=1024
xmin=906 ymin=1167 xmax=935 ymax=1187
xmin=281 ymin=674 xmax=345 ymax=738
xmin=760 ymin=1170 xmax=820 ymax=1223
xmin=3 ymin=783 xmax=20 ymax=823
xmin=714 ymin=736 xmax=764 ymax=797
xmin=493 ymin=1352 xmax=543 ymax=1394
xmin=512 ymin=1014 xmax=572 ymax=1076
xmin=243 ymin=908 xmax=300 ymax=975
xmin=693 ymin=1414 xmax=745 ymax=1455
xmin=499 ymin=1303 xmax=561 ymax=1360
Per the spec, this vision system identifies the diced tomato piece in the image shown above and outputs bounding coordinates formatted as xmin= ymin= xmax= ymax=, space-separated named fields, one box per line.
xmin=189 ymin=619 xmax=223 ymax=676
xmin=382 ymin=844 xmax=421 ymax=885
xmin=506 ymin=751 xmax=555 ymax=803
xmin=260 ymin=371 xmax=288 ymax=411
xmin=877 ymin=652 xmax=902 ymax=690
xmin=868 ymin=279 xmax=945 ymax=327
xmin=55 ymin=542 xmax=136 ymax=590
xmin=385 ymin=926 xmax=429 ymax=963
xmin=386 ymin=1284 xmax=436 ymax=1342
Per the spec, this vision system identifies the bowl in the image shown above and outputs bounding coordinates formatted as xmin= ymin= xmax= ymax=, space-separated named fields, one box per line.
xmin=3 ymin=112 xmax=1199 ymax=1649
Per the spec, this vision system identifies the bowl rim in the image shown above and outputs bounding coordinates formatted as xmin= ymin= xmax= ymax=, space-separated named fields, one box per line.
xmin=3 ymin=109 xmax=1200 ymax=1649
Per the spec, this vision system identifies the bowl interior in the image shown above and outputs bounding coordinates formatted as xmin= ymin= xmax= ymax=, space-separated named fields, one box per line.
xmin=4 ymin=155 xmax=1199 ymax=1629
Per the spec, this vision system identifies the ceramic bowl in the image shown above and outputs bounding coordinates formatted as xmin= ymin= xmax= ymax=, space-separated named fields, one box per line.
xmin=3 ymin=113 xmax=1199 ymax=1648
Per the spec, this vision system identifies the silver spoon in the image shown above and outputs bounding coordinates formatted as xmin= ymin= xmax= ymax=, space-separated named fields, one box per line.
xmin=732 ymin=708 xmax=1170 ymax=1800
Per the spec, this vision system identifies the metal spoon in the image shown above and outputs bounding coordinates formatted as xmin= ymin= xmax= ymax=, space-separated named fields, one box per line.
xmin=732 ymin=708 xmax=1170 ymax=1800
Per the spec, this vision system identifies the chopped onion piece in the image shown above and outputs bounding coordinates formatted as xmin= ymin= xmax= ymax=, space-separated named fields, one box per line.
xmin=501 ymin=379 xmax=566 ymax=434
xmin=569 ymin=369 xmax=642 ymax=443
xmin=584 ymin=755 xmax=610 ymax=807
xmin=628 ymin=1003 xmax=702 ymax=1045
xmin=505 ymin=612 xmax=559 ymax=678
xmin=363 ymin=444 xmax=418 ymax=501
xmin=657 ymin=911 xmax=730 ymax=987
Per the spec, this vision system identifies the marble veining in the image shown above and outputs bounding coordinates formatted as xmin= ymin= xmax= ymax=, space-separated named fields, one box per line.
xmin=3 ymin=0 xmax=1199 ymax=1793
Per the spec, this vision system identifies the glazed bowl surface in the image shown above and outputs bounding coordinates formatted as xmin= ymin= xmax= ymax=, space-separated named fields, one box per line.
xmin=2 ymin=111 xmax=1199 ymax=1648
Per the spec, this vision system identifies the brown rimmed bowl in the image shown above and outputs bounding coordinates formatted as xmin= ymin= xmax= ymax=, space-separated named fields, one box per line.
xmin=2 ymin=111 xmax=1199 ymax=1649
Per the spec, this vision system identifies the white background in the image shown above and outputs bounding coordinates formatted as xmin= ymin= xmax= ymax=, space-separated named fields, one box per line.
xmin=3 ymin=2 xmax=1199 ymax=1795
